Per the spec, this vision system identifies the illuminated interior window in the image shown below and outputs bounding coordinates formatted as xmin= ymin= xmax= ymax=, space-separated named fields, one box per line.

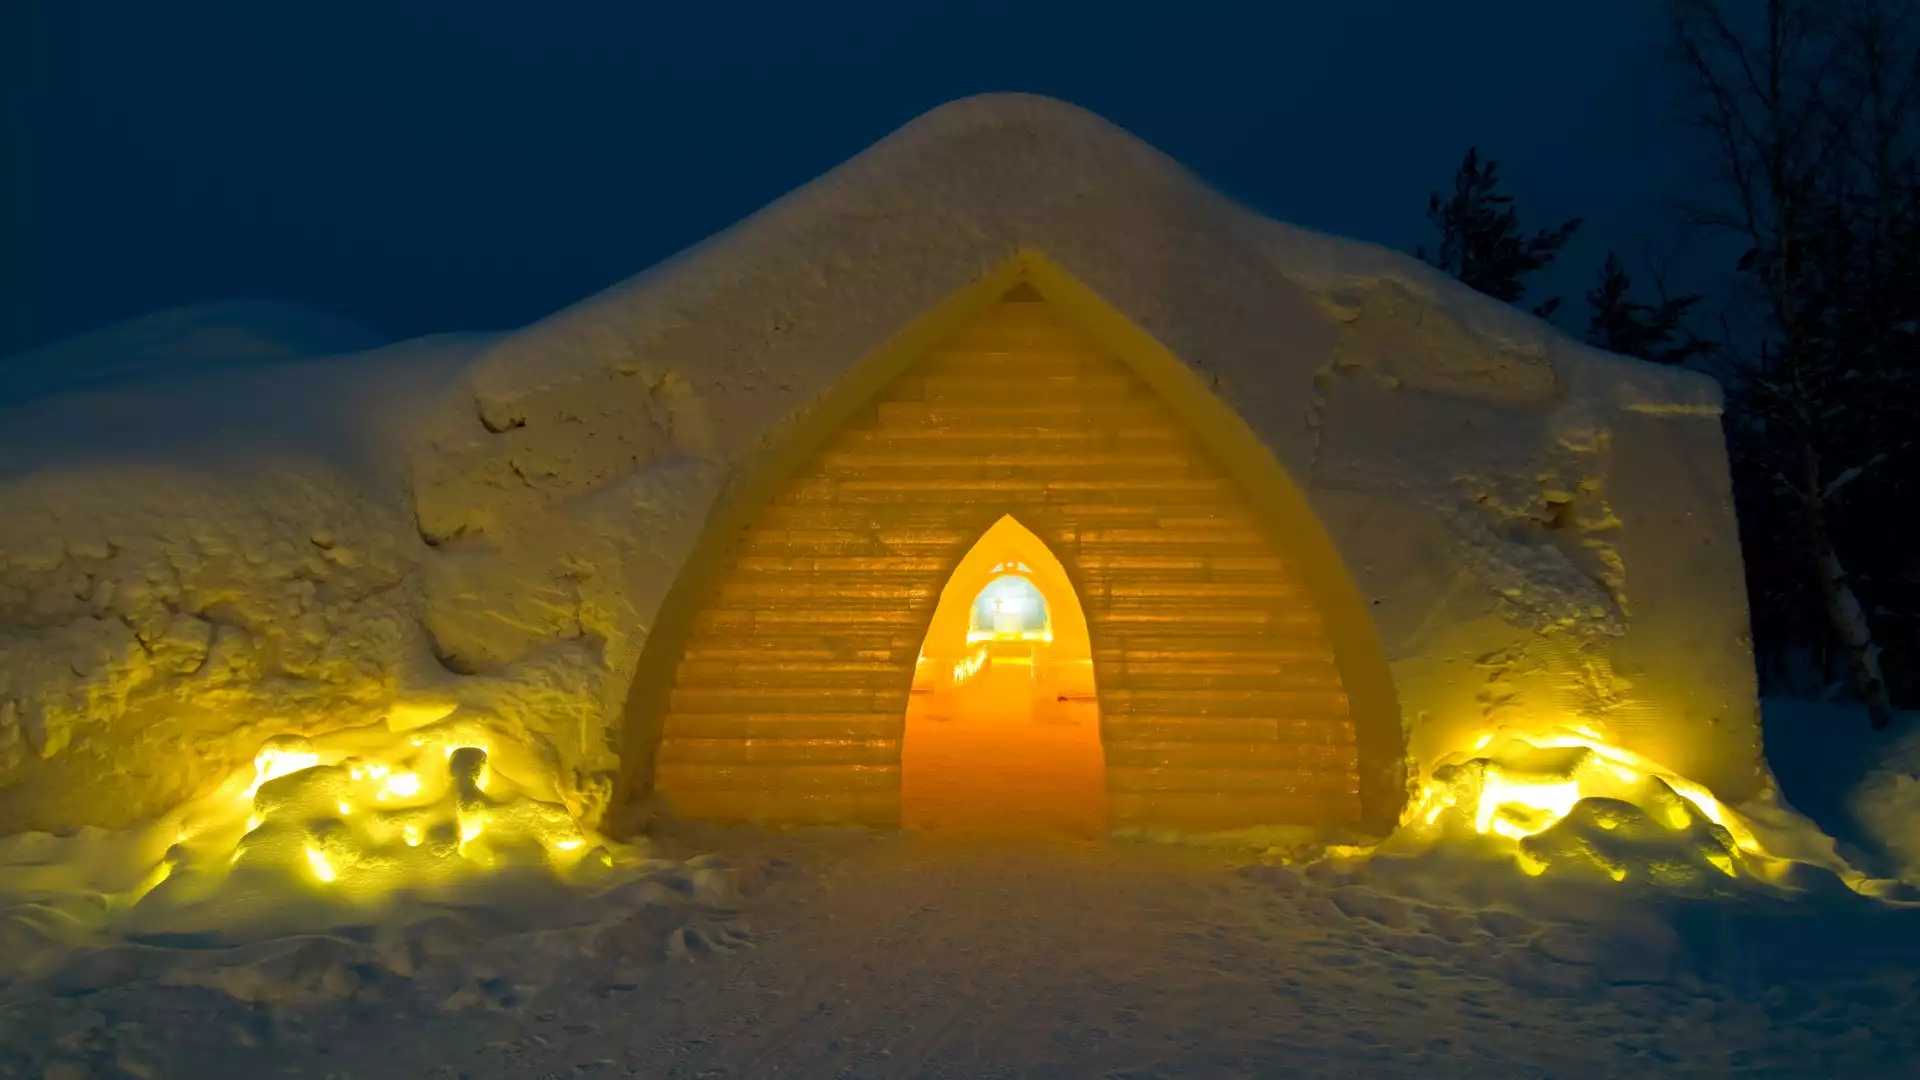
xmin=967 ymin=574 xmax=1051 ymax=643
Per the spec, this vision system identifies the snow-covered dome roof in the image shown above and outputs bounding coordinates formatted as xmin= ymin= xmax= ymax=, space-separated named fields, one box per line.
xmin=465 ymin=91 xmax=1720 ymax=450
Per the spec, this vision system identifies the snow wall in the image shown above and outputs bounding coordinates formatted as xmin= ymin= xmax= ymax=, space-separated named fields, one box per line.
xmin=0 ymin=94 xmax=1760 ymax=836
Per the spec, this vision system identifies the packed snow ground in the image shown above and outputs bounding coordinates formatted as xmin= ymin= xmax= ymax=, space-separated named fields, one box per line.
xmin=1 ymin=702 xmax=1917 ymax=1078
xmin=4 ymin=821 xmax=1919 ymax=1080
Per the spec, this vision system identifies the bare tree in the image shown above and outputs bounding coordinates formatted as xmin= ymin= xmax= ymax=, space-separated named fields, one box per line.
xmin=1668 ymin=0 xmax=1920 ymax=727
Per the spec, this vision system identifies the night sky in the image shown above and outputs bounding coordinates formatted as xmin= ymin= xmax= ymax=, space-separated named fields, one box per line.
xmin=5 ymin=1 xmax=1681 ymax=357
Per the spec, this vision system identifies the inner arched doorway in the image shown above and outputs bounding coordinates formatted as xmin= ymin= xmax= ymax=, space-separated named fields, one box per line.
xmin=901 ymin=516 xmax=1105 ymax=835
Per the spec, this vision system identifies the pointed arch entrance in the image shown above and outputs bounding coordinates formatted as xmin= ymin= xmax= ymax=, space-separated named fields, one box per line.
xmin=901 ymin=515 xmax=1105 ymax=835
xmin=625 ymin=254 xmax=1406 ymax=835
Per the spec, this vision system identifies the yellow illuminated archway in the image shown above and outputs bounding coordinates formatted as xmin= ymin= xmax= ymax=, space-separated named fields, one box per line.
xmin=619 ymin=252 xmax=1406 ymax=836
xmin=902 ymin=516 xmax=1104 ymax=835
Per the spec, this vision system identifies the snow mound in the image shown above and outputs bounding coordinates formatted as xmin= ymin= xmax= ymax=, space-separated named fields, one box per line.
xmin=1393 ymin=724 xmax=1914 ymax=900
xmin=1848 ymin=723 xmax=1920 ymax=883
xmin=1760 ymin=698 xmax=1920 ymax=883
xmin=0 ymin=329 xmax=500 ymax=839
xmin=1217 ymin=726 xmax=1920 ymax=1013
xmin=0 ymin=713 xmax=759 ymax=993
xmin=1 ymin=301 xmax=385 ymax=405
xmin=1118 ymin=719 xmax=1917 ymax=935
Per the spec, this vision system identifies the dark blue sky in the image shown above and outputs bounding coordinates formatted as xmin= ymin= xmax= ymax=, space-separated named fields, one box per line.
xmin=6 ymin=1 xmax=1684 ymax=356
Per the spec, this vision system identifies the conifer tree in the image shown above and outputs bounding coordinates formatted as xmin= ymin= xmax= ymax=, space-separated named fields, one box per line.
xmin=1420 ymin=147 xmax=1584 ymax=317
xmin=1583 ymin=252 xmax=1710 ymax=364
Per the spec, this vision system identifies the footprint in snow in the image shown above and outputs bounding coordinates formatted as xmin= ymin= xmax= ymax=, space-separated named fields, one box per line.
xmin=664 ymin=921 xmax=755 ymax=960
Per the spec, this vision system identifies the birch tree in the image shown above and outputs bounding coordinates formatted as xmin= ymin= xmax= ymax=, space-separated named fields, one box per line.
xmin=1668 ymin=0 xmax=1920 ymax=726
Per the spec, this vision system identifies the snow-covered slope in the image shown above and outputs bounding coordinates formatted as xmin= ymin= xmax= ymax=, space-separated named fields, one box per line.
xmin=0 ymin=301 xmax=386 ymax=406
xmin=1763 ymin=699 xmax=1920 ymax=883
xmin=0 ymin=330 xmax=489 ymax=485
xmin=0 ymin=311 xmax=496 ymax=834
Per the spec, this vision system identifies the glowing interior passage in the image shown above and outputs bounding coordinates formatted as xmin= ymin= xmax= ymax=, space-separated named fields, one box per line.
xmin=902 ymin=517 xmax=1106 ymax=835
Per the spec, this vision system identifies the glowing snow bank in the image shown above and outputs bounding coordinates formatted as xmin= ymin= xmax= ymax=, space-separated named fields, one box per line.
xmin=1396 ymin=725 xmax=1911 ymax=898
xmin=0 ymin=711 xmax=644 ymax=979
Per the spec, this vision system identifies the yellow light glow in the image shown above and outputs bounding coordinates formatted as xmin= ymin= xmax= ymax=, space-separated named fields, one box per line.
xmin=1520 ymin=729 xmax=1762 ymax=853
xmin=1487 ymin=814 xmax=1534 ymax=841
xmin=383 ymin=771 xmax=422 ymax=798
xmin=1662 ymin=774 xmax=1760 ymax=851
xmin=1407 ymin=722 xmax=1776 ymax=881
xmin=1474 ymin=775 xmax=1580 ymax=836
xmin=248 ymin=746 xmax=320 ymax=796
xmin=119 ymin=727 xmax=620 ymax=918
xmin=305 ymin=847 xmax=337 ymax=883
xmin=126 ymin=858 xmax=174 ymax=904
xmin=952 ymin=648 xmax=988 ymax=684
